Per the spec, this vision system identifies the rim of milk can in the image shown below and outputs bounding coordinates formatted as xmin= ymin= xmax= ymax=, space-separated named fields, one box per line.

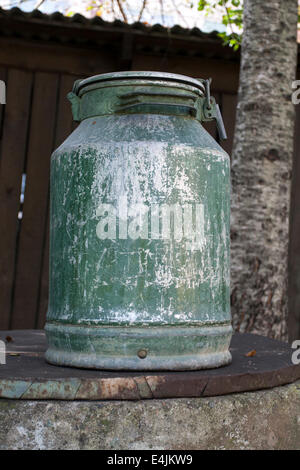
xmin=72 ymin=71 xmax=206 ymax=96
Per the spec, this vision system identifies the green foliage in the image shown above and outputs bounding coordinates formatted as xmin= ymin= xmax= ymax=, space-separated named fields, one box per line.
xmin=198 ymin=0 xmax=243 ymax=49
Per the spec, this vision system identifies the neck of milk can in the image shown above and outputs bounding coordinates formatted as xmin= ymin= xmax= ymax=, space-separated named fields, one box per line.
xmin=67 ymin=72 xmax=227 ymax=140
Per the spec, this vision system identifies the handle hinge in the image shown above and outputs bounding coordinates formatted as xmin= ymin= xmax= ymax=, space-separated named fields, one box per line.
xmin=67 ymin=91 xmax=81 ymax=122
xmin=197 ymin=79 xmax=227 ymax=141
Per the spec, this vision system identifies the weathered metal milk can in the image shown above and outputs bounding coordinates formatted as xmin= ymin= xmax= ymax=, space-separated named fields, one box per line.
xmin=45 ymin=71 xmax=232 ymax=370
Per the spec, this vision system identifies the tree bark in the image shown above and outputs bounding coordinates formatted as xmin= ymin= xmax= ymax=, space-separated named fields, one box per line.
xmin=231 ymin=0 xmax=298 ymax=340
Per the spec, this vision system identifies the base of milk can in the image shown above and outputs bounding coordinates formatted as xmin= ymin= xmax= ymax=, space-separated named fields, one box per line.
xmin=45 ymin=322 xmax=232 ymax=371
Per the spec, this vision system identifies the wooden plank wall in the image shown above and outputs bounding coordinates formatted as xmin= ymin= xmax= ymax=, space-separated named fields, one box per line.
xmin=0 ymin=70 xmax=79 ymax=329
xmin=289 ymin=101 xmax=300 ymax=341
xmin=0 ymin=34 xmax=297 ymax=335
xmin=0 ymin=25 xmax=121 ymax=329
xmin=0 ymin=36 xmax=120 ymax=329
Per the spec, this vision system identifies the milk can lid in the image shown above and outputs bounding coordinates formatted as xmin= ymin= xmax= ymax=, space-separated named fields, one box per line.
xmin=73 ymin=71 xmax=206 ymax=95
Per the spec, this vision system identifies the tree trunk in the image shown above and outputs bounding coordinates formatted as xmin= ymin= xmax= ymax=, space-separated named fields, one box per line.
xmin=231 ymin=0 xmax=298 ymax=340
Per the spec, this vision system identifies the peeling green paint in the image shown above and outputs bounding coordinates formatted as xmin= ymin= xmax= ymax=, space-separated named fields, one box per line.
xmin=45 ymin=71 xmax=232 ymax=370
xmin=0 ymin=380 xmax=31 ymax=399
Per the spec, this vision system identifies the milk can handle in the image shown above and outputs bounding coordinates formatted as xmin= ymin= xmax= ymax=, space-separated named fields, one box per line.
xmin=199 ymin=79 xmax=227 ymax=141
xmin=67 ymin=92 xmax=80 ymax=122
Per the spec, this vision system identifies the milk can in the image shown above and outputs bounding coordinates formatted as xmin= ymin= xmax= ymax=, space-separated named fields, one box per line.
xmin=45 ymin=71 xmax=232 ymax=370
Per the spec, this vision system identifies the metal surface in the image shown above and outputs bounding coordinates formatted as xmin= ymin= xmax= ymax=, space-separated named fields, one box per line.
xmin=45 ymin=71 xmax=232 ymax=370
xmin=0 ymin=331 xmax=299 ymax=400
xmin=73 ymin=71 xmax=206 ymax=95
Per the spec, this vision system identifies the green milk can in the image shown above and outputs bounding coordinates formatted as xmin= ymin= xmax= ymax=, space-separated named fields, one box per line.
xmin=45 ymin=71 xmax=232 ymax=370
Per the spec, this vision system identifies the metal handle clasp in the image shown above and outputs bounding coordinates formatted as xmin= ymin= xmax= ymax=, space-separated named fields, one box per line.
xmin=198 ymin=79 xmax=227 ymax=141
xmin=67 ymin=92 xmax=81 ymax=122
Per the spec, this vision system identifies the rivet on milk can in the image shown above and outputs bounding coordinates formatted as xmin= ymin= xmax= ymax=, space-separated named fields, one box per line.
xmin=45 ymin=71 xmax=232 ymax=370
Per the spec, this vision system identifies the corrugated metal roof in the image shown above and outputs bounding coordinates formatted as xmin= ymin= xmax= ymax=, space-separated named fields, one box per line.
xmin=0 ymin=6 xmax=242 ymax=62
xmin=0 ymin=7 xmax=299 ymax=60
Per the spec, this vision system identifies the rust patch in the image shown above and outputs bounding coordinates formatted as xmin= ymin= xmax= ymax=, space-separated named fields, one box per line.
xmin=76 ymin=377 xmax=139 ymax=400
xmin=133 ymin=376 xmax=153 ymax=399
xmin=245 ymin=349 xmax=257 ymax=357
xmin=146 ymin=374 xmax=207 ymax=399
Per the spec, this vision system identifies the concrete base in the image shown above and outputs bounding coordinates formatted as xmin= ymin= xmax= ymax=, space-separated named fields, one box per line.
xmin=0 ymin=381 xmax=299 ymax=450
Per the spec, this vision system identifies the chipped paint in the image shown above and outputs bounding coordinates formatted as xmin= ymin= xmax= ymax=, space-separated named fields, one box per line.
xmin=45 ymin=72 xmax=232 ymax=370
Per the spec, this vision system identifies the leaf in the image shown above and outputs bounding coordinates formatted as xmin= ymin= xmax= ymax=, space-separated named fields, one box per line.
xmin=245 ymin=349 xmax=256 ymax=357
xmin=198 ymin=0 xmax=208 ymax=11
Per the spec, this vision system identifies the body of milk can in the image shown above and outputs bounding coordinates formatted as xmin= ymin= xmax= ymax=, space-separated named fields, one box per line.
xmin=45 ymin=71 xmax=232 ymax=370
